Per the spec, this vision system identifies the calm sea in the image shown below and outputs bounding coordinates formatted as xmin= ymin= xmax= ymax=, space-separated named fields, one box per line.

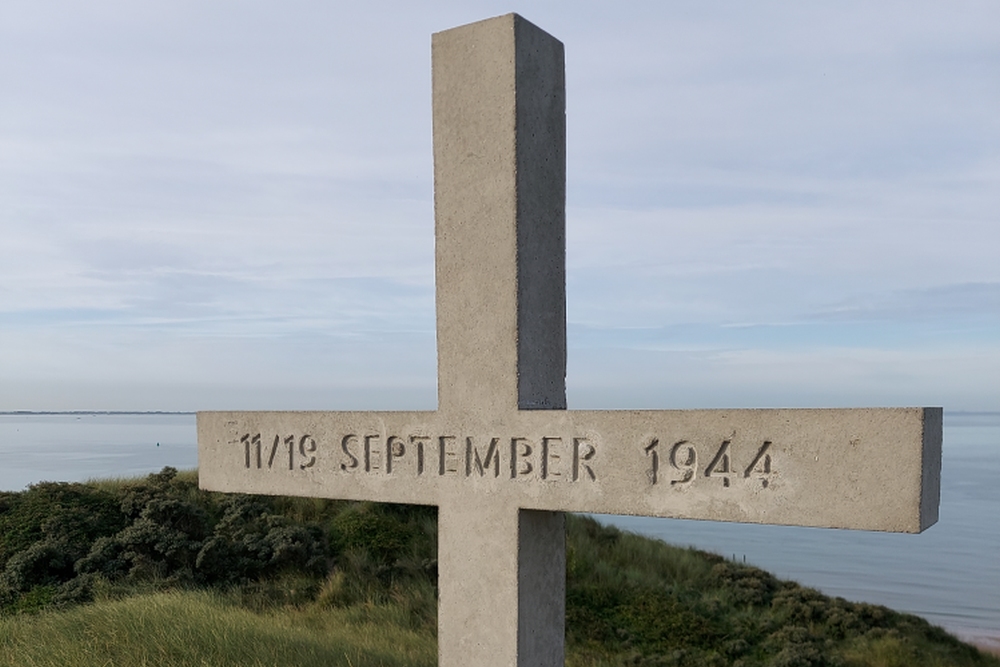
xmin=0 ymin=411 xmax=997 ymax=648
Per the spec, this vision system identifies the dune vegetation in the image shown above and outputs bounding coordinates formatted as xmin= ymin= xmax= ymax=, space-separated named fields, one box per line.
xmin=0 ymin=468 xmax=995 ymax=667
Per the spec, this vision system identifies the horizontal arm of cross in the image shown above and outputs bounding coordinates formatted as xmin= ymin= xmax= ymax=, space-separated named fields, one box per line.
xmin=199 ymin=406 xmax=940 ymax=533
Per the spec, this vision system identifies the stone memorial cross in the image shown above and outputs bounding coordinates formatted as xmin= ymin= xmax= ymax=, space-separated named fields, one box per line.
xmin=199 ymin=14 xmax=942 ymax=667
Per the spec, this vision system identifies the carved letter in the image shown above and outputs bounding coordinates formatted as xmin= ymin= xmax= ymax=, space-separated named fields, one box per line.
xmin=510 ymin=438 xmax=533 ymax=478
xmin=466 ymin=437 xmax=501 ymax=478
xmin=572 ymin=437 xmax=596 ymax=481
xmin=364 ymin=434 xmax=381 ymax=473
xmin=743 ymin=440 xmax=773 ymax=488
xmin=645 ymin=439 xmax=659 ymax=484
xmin=265 ymin=435 xmax=279 ymax=469
xmin=541 ymin=437 xmax=562 ymax=480
xmin=386 ymin=436 xmax=406 ymax=474
xmin=438 ymin=436 xmax=459 ymax=475
xmin=284 ymin=435 xmax=295 ymax=470
xmin=242 ymin=433 xmax=262 ymax=469
xmin=340 ymin=434 xmax=359 ymax=471
xmin=241 ymin=433 xmax=253 ymax=468
xmin=705 ymin=440 xmax=732 ymax=487
xmin=669 ymin=440 xmax=696 ymax=486
xmin=299 ymin=435 xmax=317 ymax=470
xmin=410 ymin=435 xmax=429 ymax=475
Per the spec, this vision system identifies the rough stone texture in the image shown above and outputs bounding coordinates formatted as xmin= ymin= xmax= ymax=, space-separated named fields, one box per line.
xmin=199 ymin=407 xmax=941 ymax=533
xmin=433 ymin=13 xmax=566 ymax=416
xmin=430 ymin=15 xmax=568 ymax=666
xmin=198 ymin=13 xmax=942 ymax=667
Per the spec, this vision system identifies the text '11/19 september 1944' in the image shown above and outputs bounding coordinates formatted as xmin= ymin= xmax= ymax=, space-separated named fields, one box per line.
xmin=237 ymin=429 xmax=777 ymax=490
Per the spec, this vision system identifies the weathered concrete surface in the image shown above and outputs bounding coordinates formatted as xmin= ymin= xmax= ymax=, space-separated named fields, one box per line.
xmin=433 ymin=13 xmax=566 ymax=416
xmin=199 ymin=406 xmax=941 ymax=532
xmin=432 ymin=15 xmax=567 ymax=666
xmin=198 ymin=12 xmax=942 ymax=667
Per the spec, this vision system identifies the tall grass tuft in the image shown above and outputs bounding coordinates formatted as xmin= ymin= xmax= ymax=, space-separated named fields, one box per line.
xmin=0 ymin=589 xmax=435 ymax=667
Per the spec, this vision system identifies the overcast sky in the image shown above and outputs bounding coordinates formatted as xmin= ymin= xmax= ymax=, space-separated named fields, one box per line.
xmin=2 ymin=1 xmax=998 ymax=412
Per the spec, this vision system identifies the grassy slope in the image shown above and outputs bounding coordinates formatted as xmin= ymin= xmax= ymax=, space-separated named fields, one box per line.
xmin=0 ymin=469 xmax=996 ymax=667
xmin=565 ymin=518 xmax=996 ymax=666
xmin=0 ymin=589 xmax=435 ymax=667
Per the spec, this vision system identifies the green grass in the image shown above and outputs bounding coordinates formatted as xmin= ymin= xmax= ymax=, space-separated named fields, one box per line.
xmin=0 ymin=589 xmax=434 ymax=667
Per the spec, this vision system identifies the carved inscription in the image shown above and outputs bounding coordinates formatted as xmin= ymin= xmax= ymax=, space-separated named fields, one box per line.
xmin=235 ymin=430 xmax=777 ymax=490
xmin=646 ymin=438 xmax=774 ymax=489
xmin=241 ymin=433 xmax=316 ymax=471
xmin=339 ymin=434 xmax=597 ymax=482
xmin=237 ymin=432 xmax=598 ymax=483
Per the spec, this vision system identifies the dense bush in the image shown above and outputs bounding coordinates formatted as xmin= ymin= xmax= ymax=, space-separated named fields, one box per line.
xmin=0 ymin=469 xmax=440 ymax=617
xmin=0 ymin=482 xmax=126 ymax=570
xmin=195 ymin=494 xmax=329 ymax=583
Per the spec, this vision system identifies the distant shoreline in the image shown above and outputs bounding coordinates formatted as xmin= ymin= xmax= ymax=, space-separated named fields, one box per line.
xmin=0 ymin=411 xmax=195 ymax=416
xmin=954 ymin=628 xmax=1000 ymax=658
xmin=973 ymin=640 xmax=1000 ymax=658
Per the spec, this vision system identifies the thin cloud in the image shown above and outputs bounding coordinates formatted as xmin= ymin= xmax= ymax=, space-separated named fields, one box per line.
xmin=1 ymin=1 xmax=998 ymax=410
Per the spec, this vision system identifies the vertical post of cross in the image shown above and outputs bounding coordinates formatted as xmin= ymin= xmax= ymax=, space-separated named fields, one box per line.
xmin=432 ymin=13 xmax=567 ymax=667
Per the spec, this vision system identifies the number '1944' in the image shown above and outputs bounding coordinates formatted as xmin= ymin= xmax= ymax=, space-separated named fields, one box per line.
xmin=645 ymin=439 xmax=773 ymax=489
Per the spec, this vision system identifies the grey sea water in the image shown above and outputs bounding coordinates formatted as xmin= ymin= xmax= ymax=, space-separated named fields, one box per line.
xmin=0 ymin=411 xmax=997 ymax=649
xmin=0 ymin=413 xmax=197 ymax=491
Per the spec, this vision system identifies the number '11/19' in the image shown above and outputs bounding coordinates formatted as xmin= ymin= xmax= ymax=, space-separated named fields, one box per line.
xmin=241 ymin=433 xmax=317 ymax=471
